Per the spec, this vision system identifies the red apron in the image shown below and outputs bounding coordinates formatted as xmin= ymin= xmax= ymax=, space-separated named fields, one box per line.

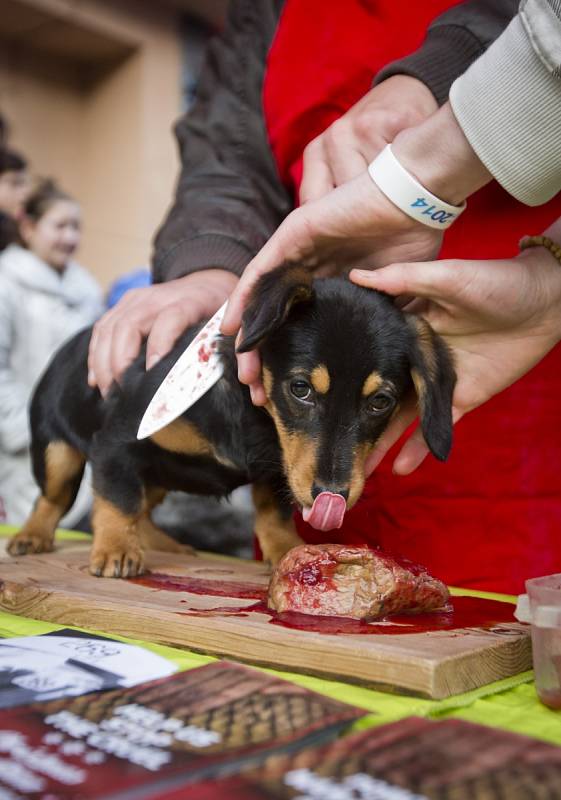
xmin=262 ymin=0 xmax=561 ymax=593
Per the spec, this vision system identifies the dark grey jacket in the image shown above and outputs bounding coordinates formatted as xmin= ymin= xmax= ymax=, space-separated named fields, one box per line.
xmin=153 ymin=0 xmax=518 ymax=284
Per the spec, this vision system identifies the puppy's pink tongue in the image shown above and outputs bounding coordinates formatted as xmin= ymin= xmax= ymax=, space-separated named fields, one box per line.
xmin=302 ymin=492 xmax=346 ymax=531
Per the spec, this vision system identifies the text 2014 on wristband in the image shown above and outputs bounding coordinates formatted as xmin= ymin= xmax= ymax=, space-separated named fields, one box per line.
xmin=367 ymin=145 xmax=466 ymax=230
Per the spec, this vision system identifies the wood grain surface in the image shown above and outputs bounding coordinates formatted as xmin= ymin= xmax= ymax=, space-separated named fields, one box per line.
xmin=0 ymin=541 xmax=532 ymax=699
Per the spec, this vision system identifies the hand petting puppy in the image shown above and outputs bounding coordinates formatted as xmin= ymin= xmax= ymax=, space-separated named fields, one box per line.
xmin=88 ymin=269 xmax=238 ymax=397
xmin=351 ymin=222 xmax=561 ymax=475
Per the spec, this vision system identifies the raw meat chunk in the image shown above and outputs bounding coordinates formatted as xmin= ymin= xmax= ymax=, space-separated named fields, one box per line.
xmin=268 ymin=544 xmax=449 ymax=620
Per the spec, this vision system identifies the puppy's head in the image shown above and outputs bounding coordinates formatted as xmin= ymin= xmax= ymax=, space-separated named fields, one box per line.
xmin=238 ymin=264 xmax=455 ymax=531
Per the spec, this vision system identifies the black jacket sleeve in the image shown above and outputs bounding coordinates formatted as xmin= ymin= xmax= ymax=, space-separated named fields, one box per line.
xmin=374 ymin=0 xmax=519 ymax=105
xmin=152 ymin=0 xmax=290 ymax=283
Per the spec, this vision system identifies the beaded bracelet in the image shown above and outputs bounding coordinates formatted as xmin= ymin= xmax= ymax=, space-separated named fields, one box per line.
xmin=520 ymin=235 xmax=561 ymax=266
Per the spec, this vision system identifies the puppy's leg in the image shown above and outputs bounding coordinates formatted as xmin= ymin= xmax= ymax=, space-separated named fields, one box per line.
xmin=89 ymin=494 xmax=146 ymax=578
xmin=252 ymin=484 xmax=303 ymax=567
xmin=8 ymin=441 xmax=85 ymax=556
xmin=138 ymin=487 xmax=195 ymax=554
xmin=88 ymin=444 xmax=147 ymax=577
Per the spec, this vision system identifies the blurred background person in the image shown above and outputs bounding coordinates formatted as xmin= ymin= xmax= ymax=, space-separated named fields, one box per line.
xmin=0 ymin=145 xmax=29 ymax=252
xmin=0 ymin=179 xmax=103 ymax=527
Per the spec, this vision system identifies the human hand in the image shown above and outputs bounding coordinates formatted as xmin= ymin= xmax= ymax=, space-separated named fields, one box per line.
xmin=222 ymin=101 xmax=492 ymax=405
xmin=300 ymin=75 xmax=438 ymax=204
xmin=350 ymin=244 xmax=561 ymax=475
xmin=224 ymin=174 xmax=442 ymax=403
xmin=88 ymin=268 xmax=238 ymax=396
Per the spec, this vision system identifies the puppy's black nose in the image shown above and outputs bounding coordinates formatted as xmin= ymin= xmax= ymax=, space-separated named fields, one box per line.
xmin=312 ymin=485 xmax=349 ymax=501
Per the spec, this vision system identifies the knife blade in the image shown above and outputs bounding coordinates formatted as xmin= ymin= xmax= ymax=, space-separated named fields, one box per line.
xmin=137 ymin=302 xmax=227 ymax=440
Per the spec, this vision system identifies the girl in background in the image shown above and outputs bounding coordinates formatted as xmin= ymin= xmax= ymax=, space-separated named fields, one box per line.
xmin=0 ymin=146 xmax=29 ymax=252
xmin=0 ymin=179 xmax=103 ymax=526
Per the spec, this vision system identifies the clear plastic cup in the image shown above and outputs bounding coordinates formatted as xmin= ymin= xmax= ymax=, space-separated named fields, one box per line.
xmin=525 ymin=573 xmax=561 ymax=710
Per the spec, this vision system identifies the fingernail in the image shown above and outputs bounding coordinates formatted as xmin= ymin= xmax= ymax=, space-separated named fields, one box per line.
xmin=87 ymin=370 xmax=95 ymax=386
xmin=146 ymin=353 xmax=161 ymax=371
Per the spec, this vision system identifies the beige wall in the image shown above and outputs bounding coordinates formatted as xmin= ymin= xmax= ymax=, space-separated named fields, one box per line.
xmin=0 ymin=0 xmax=185 ymax=289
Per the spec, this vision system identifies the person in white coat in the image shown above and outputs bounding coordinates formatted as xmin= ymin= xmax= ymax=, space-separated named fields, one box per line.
xmin=0 ymin=179 xmax=103 ymax=526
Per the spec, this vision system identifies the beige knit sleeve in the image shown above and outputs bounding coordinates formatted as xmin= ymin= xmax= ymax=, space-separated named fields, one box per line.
xmin=449 ymin=1 xmax=561 ymax=206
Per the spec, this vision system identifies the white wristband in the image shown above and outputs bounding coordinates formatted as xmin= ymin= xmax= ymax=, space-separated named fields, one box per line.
xmin=367 ymin=144 xmax=466 ymax=230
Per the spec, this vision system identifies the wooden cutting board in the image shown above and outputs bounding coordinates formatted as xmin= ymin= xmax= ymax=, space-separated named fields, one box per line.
xmin=0 ymin=540 xmax=531 ymax=699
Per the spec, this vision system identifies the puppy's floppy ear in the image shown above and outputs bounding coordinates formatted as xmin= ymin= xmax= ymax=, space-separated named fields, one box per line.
xmin=237 ymin=263 xmax=313 ymax=352
xmin=406 ymin=315 xmax=456 ymax=461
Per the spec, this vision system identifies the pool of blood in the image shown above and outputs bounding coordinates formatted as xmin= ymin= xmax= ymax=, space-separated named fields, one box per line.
xmin=133 ymin=572 xmax=266 ymax=600
xmin=255 ymin=596 xmax=515 ymax=634
xmin=132 ymin=572 xmax=517 ymax=635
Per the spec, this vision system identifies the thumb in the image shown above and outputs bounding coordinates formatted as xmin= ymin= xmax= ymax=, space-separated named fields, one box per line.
xmin=350 ymin=261 xmax=457 ymax=300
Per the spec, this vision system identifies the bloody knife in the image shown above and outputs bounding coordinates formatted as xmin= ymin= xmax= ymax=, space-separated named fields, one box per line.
xmin=137 ymin=302 xmax=227 ymax=440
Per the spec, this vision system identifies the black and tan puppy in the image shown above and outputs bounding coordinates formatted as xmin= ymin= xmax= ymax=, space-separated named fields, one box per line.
xmin=8 ymin=265 xmax=455 ymax=575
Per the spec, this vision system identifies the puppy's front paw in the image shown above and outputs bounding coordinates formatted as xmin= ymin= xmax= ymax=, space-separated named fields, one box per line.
xmin=7 ymin=531 xmax=54 ymax=556
xmin=89 ymin=541 xmax=145 ymax=578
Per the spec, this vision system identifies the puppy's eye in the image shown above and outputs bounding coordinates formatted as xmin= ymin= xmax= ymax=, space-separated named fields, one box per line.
xmin=290 ymin=379 xmax=313 ymax=401
xmin=367 ymin=392 xmax=395 ymax=415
